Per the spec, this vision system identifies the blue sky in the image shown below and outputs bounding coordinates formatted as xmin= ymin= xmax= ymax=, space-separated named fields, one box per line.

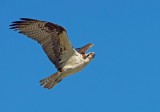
xmin=1 ymin=0 xmax=160 ymax=112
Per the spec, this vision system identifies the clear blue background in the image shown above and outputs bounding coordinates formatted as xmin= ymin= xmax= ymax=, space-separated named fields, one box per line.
xmin=1 ymin=0 xmax=160 ymax=112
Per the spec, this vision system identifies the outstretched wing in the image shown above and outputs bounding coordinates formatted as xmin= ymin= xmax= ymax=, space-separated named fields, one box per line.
xmin=10 ymin=18 xmax=75 ymax=70
xmin=76 ymin=44 xmax=94 ymax=55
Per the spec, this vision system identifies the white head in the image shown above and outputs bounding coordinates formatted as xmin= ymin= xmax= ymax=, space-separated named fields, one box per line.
xmin=86 ymin=52 xmax=95 ymax=60
xmin=83 ymin=52 xmax=95 ymax=66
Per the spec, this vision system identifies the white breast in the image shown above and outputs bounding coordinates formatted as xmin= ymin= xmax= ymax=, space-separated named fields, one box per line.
xmin=61 ymin=51 xmax=85 ymax=78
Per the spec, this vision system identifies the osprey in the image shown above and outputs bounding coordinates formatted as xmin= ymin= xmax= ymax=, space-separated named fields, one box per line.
xmin=10 ymin=18 xmax=95 ymax=89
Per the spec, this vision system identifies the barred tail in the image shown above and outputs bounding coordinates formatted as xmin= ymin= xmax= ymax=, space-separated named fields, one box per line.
xmin=40 ymin=72 xmax=62 ymax=89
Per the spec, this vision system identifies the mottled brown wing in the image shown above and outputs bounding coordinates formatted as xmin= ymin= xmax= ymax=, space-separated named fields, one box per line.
xmin=10 ymin=18 xmax=75 ymax=70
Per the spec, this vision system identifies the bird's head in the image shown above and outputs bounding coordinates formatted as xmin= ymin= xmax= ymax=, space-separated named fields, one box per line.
xmin=82 ymin=52 xmax=95 ymax=67
xmin=86 ymin=52 xmax=95 ymax=60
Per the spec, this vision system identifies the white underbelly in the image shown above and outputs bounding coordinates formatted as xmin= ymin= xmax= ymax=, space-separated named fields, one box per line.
xmin=60 ymin=51 xmax=85 ymax=78
xmin=61 ymin=63 xmax=84 ymax=78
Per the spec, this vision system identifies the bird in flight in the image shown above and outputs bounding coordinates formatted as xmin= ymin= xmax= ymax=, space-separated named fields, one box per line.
xmin=10 ymin=18 xmax=95 ymax=89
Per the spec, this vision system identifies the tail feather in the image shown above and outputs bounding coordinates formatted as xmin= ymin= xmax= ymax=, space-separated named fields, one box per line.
xmin=40 ymin=72 xmax=62 ymax=89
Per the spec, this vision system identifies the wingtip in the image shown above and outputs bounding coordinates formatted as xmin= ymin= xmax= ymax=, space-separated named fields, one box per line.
xmin=90 ymin=43 xmax=94 ymax=46
xmin=20 ymin=18 xmax=37 ymax=21
xmin=87 ymin=43 xmax=94 ymax=48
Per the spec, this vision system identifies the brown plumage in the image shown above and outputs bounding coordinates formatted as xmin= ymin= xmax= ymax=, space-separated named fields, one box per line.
xmin=10 ymin=18 xmax=95 ymax=89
